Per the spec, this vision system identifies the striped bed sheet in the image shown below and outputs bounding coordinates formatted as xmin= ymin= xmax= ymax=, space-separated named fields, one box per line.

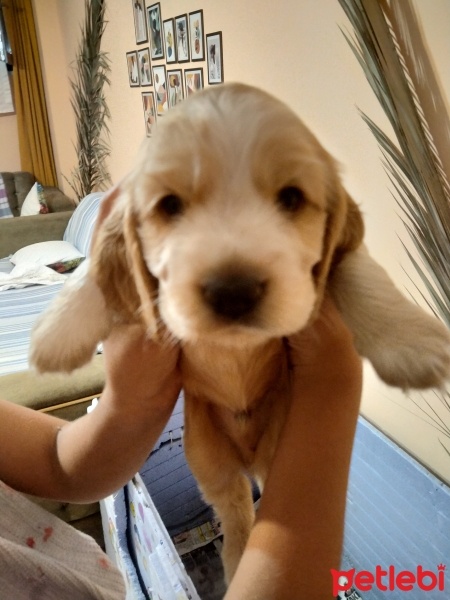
xmin=0 ymin=193 xmax=103 ymax=377
xmin=0 ymin=256 xmax=64 ymax=375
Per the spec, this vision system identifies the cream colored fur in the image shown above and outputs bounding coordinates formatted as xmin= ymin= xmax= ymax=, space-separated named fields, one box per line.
xmin=329 ymin=245 xmax=450 ymax=389
xmin=30 ymin=83 xmax=450 ymax=584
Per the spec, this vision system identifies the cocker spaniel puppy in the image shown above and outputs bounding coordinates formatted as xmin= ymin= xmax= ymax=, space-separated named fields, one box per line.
xmin=30 ymin=83 xmax=450 ymax=583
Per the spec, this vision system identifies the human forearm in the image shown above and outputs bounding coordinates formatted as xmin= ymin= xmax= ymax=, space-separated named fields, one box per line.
xmin=53 ymin=385 xmax=176 ymax=502
xmin=225 ymin=388 xmax=360 ymax=599
xmin=231 ymin=385 xmax=360 ymax=598
xmin=0 ymin=399 xmax=65 ymax=497
xmin=0 ymin=389 xmax=175 ymax=503
xmin=225 ymin=298 xmax=362 ymax=599
xmin=52 ymin=325 xmax=181 ymax=502
xmin=0 ymin=325 xmax=180 ymax=502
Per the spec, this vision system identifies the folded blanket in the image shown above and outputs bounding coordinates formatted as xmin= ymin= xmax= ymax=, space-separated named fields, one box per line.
xmin=0 ymin=262 xmax=66 ymax=291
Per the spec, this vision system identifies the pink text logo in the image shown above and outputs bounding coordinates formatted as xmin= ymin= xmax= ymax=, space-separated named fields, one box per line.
xmin=331 ymin=565 xmax=446 ymax=596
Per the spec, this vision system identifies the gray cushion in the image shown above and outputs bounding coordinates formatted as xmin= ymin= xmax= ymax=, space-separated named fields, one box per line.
xmin=0 ymin=171 xmax=76 ymax=216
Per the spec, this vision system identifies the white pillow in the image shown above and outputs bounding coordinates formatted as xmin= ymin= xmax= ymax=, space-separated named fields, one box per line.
xmin=11 ymin=241 xmax=84 ymax=267
xmin=20 ymin=182 xmax=49 ymax=216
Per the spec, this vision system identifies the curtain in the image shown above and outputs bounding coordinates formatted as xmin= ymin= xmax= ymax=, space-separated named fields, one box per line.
xmin=3 ymin=0 xmax=57 ymax=186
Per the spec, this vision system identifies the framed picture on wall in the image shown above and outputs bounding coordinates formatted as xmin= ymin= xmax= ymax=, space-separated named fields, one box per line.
xmin=132 ymin=0 xmax=148 ymax=44
xmin=147 ymin=3 xmax=164 ymax=60
xmin=184 ymin=68 xmax=204 ymax=97
xmin=206 ymin=32 xmax=224 ymax=84
xmin=126 ymin=51 xmax=139 ymax=87
xmin=188 ymin=10 xmax=204 ymax=61
xmin=153 ymin=65 xmax=168 ymax=116
xmin=142 ymin=91 xmax=157 ymax=137
xmin=163 ymin=19 xmax=177 ymax=64
xmin=174 ymin=14 xmax=189 ymax=63
xmin=137 ymin=47 xmax=152 ymax=86
xmin=167 ymin=69 xmax=184 ymax=108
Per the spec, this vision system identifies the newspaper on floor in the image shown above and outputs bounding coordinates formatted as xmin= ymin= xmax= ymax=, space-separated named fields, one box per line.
xmin=172 ymin=518 xmax=222 ymax=556
xmin=172 ymin=497 xmax=260 ymax=557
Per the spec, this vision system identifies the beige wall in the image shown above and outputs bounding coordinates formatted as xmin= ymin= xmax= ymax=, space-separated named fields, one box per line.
xmin=30 ymin=0 xmax=450 ymax=483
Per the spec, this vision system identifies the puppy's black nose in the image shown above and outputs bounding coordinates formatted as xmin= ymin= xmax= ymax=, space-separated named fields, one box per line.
xmin=201 ymin=273 xmax=266 ymax=320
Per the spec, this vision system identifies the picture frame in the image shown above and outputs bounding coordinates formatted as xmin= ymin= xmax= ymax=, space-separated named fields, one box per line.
xmin=142 ymin=91 xmax=157 ymax=137
xmin=153 ymin=64 xmax=168 ymax=116
xmin=132 ymin=0 xmax=148 ymax=44
xmin=163 ymin=19 xmax=177 ymax=64
xmin=206 ymin=32 xmax=224 ymax=85
xmin=137 ymin=47 xmax=152 ymax=86
xmin=126 ymin=51 xmax=139 ymax=87
xmin=147 ymin=3 xmax=164 ymax=60
xmin=188 ymin=10 xmax=205 ymax=61
xmin=184 ymin=68 xmax=204 ymax=97
xmin=167 ymin=69 xmax=184 ymax=108
xmin=174 ymin=14 xmax=189 ymax=63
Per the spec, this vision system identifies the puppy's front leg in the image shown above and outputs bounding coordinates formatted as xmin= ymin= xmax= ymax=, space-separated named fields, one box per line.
xmin=30 ymin=260 xmax=111 ymax=373
xmin=329 ymin=245 xmax=450 ymax=389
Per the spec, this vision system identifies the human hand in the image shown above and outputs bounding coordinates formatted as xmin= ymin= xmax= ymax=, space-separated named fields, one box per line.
xmin=49 ymin=328 xmax=180 ymax=502
xmin=287 ymin=295 xmax=362 ymax=399
xmin=102 ymin=324 xmax=181 ymax=414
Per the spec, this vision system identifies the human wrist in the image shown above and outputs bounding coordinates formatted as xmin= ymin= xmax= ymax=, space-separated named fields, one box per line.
xmin=100 ymin=380 xmax=179 ymax=418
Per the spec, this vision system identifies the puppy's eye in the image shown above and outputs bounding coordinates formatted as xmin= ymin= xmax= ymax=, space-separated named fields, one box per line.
xmin=157 ymin=194 xmax=184 ymax=218
xmin=276 ymin=186 xmax=306 ymax=213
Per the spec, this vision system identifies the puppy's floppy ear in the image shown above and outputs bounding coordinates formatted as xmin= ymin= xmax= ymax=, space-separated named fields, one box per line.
xmin=313 ymin=184 xmax=364 ymax=302
xmin=90 ymin=198 xmax=159 ymax=337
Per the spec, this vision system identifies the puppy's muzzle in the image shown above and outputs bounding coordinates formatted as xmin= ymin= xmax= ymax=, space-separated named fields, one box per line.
xmin=201 ymin=270 xmax=267 ymax=322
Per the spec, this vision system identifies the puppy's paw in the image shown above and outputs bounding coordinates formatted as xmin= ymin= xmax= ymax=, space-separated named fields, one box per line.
xmin=30 ymin=315 xmax=100 ymax=374
xmin=330 ymin=245 xmax=450 ymax=391
xmin=29 ymin=262 xmax=111 ymax=373
xmin=367 ymin=310 xmax=450 ymax=390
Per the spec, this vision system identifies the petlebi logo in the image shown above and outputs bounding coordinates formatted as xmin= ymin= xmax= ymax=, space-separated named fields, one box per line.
xmin=331 ymin=564 xmax=446 ymax=597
